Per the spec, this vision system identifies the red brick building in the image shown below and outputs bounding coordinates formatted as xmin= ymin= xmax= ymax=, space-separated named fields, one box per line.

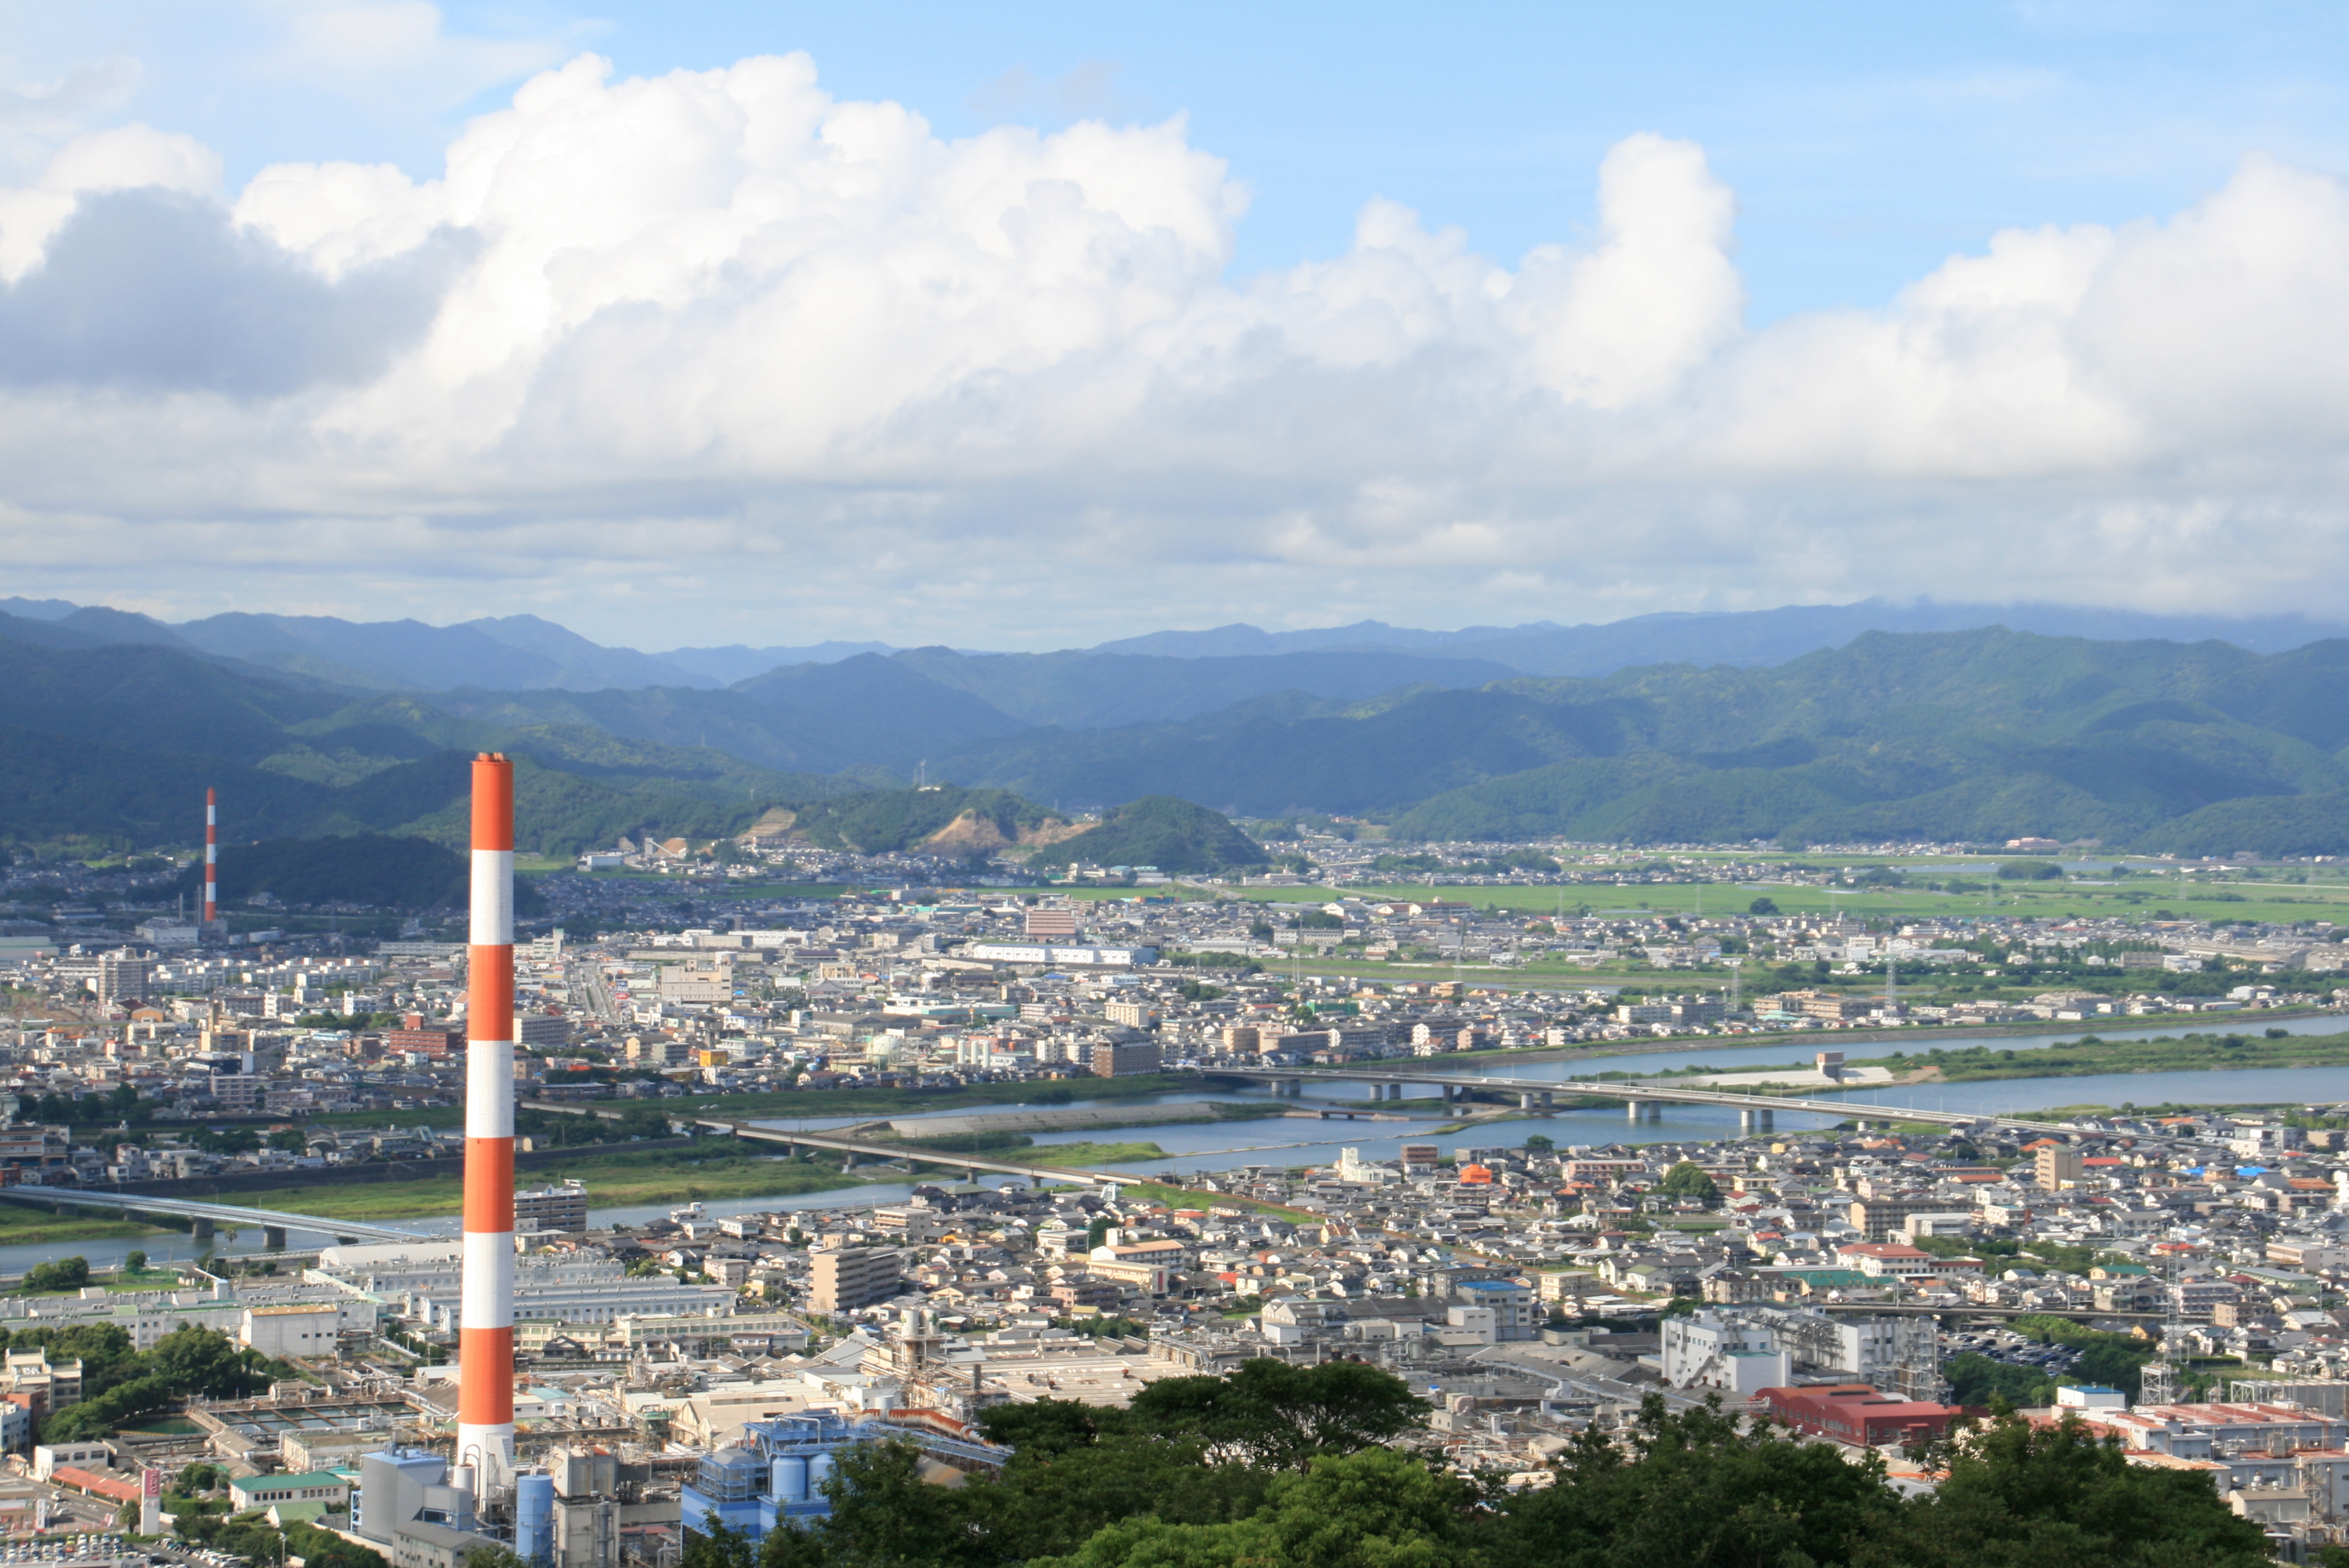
xmin=1756 ymin=1385 xmax=1968 ymax=1447
xmin=384 ymin=1027 xmax=460 ymax=1059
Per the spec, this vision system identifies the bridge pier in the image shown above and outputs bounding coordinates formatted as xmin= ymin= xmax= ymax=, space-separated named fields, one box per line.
xmin=1626 ymin=1102 xmax=1662 ymax=1123
xmin=263 ymin=1226 xmax=286 ymax=1249
xmin=1540 ymin=1090 xmax=1552 ymax=1108
xmin=191 ymin=1218 xmax=214 ymax=1244
xmin=1519 ymin=1093 xmax=1536 ymax=1110
xmin=1368 ymin=1082 xmax=1385 ymax=1100
xmin=1442 ymin=1084 xmax=1457 ymax=1104
xmin=840 ymin=1153 xmax=857 ymax=1171
xmin=1386 ymin=1083 xmax=1403 ymax=1101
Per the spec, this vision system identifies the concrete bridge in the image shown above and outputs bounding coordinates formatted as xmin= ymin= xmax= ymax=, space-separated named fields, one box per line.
xmin=0 ymin=1187 xmax=439 ymax=1247
xmin=1206 ymin=1066 xmax=2089 ymax=1138
xmin=518 ymin=1100 xmax=1154 ymax=1187
xmin=699 ymin=1116 xmax=1155 ymax=1186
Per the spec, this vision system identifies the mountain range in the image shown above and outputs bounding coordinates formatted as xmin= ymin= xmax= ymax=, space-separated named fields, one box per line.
xmin=7 ymin=598 xmax=2349 ymax=857
xmin=12 ymin=594 xmax=2349 ymax=693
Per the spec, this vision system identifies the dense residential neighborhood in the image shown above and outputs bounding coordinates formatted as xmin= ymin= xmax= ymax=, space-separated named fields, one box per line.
xmin=0 ymin=832 xmax=2343 ymax=1562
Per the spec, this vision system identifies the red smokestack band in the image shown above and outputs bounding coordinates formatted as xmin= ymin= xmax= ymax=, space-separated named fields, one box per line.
xmin=203 ymin=788 xmax=217 ymax=925
xmin=459 ymin=755 xmax=515 ymax=1488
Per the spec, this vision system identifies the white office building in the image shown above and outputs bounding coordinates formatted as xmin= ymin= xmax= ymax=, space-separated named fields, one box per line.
xmin=1661 ymin=1309 xmax=1793 ymax=1397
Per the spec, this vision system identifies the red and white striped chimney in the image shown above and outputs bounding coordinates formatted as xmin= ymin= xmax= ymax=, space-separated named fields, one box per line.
xmin=460 ymin=754 xmax=515 ymax=1490
xmin=202 ymin=788 xmax=218 ymax=926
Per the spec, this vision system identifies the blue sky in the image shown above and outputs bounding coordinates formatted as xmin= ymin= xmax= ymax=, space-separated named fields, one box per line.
xmin=16 ymin=2 xmax=2349 ymax=320
xmin=5 ymin=3 xmax=2349 ymax=646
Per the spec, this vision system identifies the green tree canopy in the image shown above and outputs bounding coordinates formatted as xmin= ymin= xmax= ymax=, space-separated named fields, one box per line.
xmin=1657 ymin=1162 xmax=1722 ymax=1205
xmin=1122 ymin=1359 xmax=1431 ymax=1470
xmin=22 ymin=1256 xmax=89 ymax=1294
xmin=1864 ymin=1413 xmax=2269 ymax=1566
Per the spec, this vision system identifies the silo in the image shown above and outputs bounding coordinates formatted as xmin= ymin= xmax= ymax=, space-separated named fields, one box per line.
xmin=515 ymin=1474 xmax=554 ymax=1565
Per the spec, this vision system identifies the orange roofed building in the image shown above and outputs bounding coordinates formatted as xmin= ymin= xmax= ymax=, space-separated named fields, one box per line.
xmin=1757 ymin=1385 xmax=1969 ymax=1448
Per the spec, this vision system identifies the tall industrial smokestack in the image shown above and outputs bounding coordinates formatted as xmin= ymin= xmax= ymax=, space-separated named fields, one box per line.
xmin=203 ymin=788 xmax=218 ymax=926
xmin=460 ymin=754 xmax=515 ymax=1491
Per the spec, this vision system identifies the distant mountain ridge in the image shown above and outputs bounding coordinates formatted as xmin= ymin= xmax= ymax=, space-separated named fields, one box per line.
xmin=657 ymin=641 xmax=897 ymax=684
xmin=932 ymin=628 xmax=2349 ymax=852
xmin=1095 ymin=601 xmax=2349 ymax=671
xmin=11 ymin=596 xmax=2349 ymax=858
xmin=14 ymin=596 xmax=2349 ymax=698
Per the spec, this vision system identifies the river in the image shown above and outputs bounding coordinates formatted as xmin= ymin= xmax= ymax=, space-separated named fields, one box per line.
xmin=9 ymin=1015 xmax=2343 ymax=1274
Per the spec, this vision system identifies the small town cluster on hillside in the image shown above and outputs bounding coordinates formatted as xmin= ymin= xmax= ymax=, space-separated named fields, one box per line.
xmin=7 ymin=849 xmax=2349 ymax=1563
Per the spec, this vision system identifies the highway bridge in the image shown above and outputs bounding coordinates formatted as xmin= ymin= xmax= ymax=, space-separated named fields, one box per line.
xmin=700 ymin=1116 xmax=1155 ymax=1185
xmin=0 ymin=1188 xmax=439 ymax=1247
xmin=1208 ymin=1066 xmax=2095 ymax=1138
xmin=519 ymin=1100 xmax=1155 ymax=1187
xmin=0 ymin=1109 xmax=1163 ymax=1259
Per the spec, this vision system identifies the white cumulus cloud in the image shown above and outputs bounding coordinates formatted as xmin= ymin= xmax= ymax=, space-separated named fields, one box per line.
xmin=0 ymin=49 xmax=2347 ymax=644
xmin=0 ymin=122 xmax=218 ymax=280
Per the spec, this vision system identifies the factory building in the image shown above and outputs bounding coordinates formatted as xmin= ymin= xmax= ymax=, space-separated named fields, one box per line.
xmin=681 ymin=1412 xmax=1009 ymax=1545
xmin=356 ymin=1448 xmax=504 ymax=1568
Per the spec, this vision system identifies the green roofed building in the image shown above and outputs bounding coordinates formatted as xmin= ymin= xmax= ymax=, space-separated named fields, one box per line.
xmin=229 ymin=1471 xmax=351 ymax=1512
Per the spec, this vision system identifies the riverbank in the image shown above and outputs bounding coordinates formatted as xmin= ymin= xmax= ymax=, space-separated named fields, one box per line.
xmin=305 ymin=1073 xmax=1210 ymax=1134
xmin=1418 ymin=1007 xmax=2341 ymax=1074
xmin=858 ymin=1101 xmax=1281 ymax=1143
xmin=249 ymin=1147 xmax=872 ymax=1222
xmin=1025 ymin=1141 xmax=1169 ymax=1169
xmin=0 ymin=1208 xmax=168 ymax=1247
xmin=1837 ymin=1028 xmax=2349 ymax=1086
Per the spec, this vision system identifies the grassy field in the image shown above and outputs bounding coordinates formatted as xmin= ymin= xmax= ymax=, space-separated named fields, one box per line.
xmin=1024 ymin=1141 xmax=1169 ymax=1168
xmin=554 ymin=857 xmax=2349 ymax=938
xmin=0 ymin=1207 xmax=169 ymax=1247
xmin=241 ymin=1148 xmax=871 ymax=1222
xmin=1119 ymin=866 xmax=2349 ymax=931
xmin=1839 ymin=1028 xmax=2349 ymax=1085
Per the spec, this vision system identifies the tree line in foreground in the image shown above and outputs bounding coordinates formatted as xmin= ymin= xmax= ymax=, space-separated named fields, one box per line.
xmin=681 ymin=1359 xmax=2275 ymax=1568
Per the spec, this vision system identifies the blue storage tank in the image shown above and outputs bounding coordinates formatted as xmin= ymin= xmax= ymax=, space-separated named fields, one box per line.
xmin=770 ymin=1457 xmax=807 ymax=1505
xmin=515 ymin=1473 xmax=555 ymax=1566
xmin=807 ymin=1452 xmax=834 ymax=1498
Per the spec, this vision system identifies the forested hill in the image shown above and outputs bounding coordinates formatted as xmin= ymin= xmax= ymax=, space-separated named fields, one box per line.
xmin=0 ymin=631 xmax=850 ymax=857
xmin=935 ymin=628 xmax=2349 ymax=852
xmin=13 ymin=612 xmax=2349 ymax=855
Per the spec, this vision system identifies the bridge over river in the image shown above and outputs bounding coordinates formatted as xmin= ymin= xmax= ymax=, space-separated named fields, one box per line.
xmin=0 ymin=1188 xmax=436 ymax=1247
xmin=519 ymin=1099 xmax=1159 ymax=1186
xmin=1203 ymin=1064 xmax=2105 ymax=1138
